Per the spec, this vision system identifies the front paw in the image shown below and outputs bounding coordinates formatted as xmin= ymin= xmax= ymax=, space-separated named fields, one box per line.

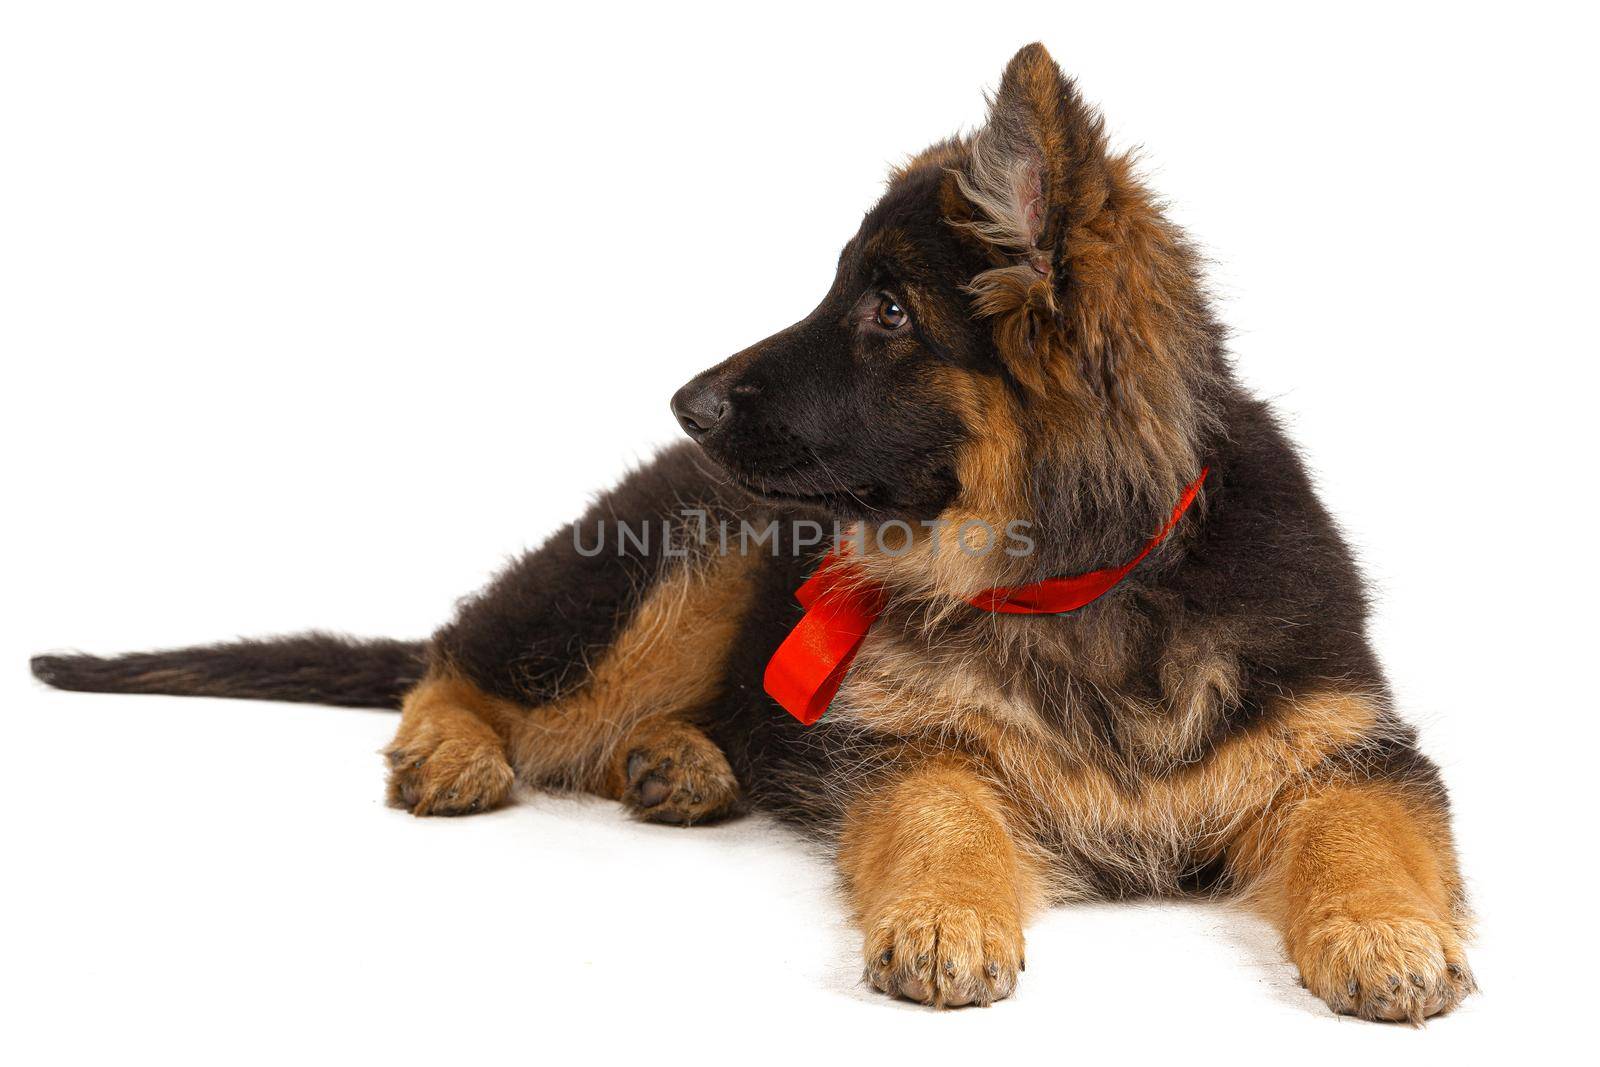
xmin=1295 ymin=913 xmax=1476 ymax=1023
xmin=862 ymin=896 xmax=1023 ymax=1008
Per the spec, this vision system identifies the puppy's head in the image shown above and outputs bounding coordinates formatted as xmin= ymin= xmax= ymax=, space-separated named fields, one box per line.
xmin=674 ymin=44 xmax=1221 ymax=569
xmin=670 ymin=156 xmax=986 ymax=520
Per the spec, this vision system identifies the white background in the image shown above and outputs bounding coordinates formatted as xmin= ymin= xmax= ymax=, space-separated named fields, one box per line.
xmin=4 ymin=2 xmax=1597 ymax=1063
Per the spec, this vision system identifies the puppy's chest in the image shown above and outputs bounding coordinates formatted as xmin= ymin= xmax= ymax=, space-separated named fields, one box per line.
xmin=835 ymin=611 xmax=1151 ymax=749
xmin=833 ymin=626 xmax=1251 ymax=893
xmin=836 ymin=628 xmax=1142 ymax=801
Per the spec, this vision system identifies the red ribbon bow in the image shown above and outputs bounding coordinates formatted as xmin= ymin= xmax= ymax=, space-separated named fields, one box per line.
xmin=762 ymin=468 xmax=1209 ymax=725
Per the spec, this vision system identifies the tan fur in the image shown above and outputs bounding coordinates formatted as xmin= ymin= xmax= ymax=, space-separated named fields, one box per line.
xmin=385 ymin=672 xmax=518 ymax=816
xmin=967 ymin=149 xmax=1216 ymax=518
xmin=846 ymin=138 xmax=1222 ymax=614
xmin=948 ymin=50 xmax=1220 ymax=525
xmin=387 ymin=548 xmax=757 ymax=819
xmin=33 ymin=42 xmax=1470 ymax=1024
xmin=602 ymin=712 xmax=741 ymax=824
xmin=831 ymin=664 xmax=1471 ymax=1019
xmin=506 ymin=547 xmax=759 ymax=793
xmin=835 ymin=663 xmax=1390 ymax=900
xmin=841 ymin=755 xmax=1041 ymax=1007
xmin=1231 ymin=779 xmax=1474 ymax=1022
xmin=848 ymin=385 xmax=1034 ymax=602
xmin=1136 ymin=638 xmax=1244 ymax=772
xmin=386 ymin=46 xmax=1466 ymax=1020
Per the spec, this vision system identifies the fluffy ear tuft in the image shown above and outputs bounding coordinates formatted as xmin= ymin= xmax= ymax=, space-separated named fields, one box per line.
xmin=953 ymin=44 xmax=1113 ymax=386
xmin=963 ymin=43 xmax=1109 ymax=258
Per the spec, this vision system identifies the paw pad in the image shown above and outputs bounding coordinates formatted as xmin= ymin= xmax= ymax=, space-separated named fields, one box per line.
xmin=619 ymin=731 xmax=739 ymax=826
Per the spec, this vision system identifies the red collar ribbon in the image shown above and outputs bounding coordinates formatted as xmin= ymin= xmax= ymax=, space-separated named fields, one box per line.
xmin=762 ymin=468 xmax=1209 ymax=725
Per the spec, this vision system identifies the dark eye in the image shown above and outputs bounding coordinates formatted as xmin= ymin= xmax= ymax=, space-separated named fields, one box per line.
xmin=874 ymin=293 xmax=909 ymax=331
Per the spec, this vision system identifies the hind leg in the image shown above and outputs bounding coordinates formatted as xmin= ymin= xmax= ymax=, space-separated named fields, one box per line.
xmin=384 ymin=668 xmax=740 ymax=824
xmin=410 ymin=444 xmax=766 ymax=820
xmin=502 ymin=549 xmax=758 ymax=823
xmin=385 ymin=672 xmax=517 ymax=816
xmin=386 ymin=547 xmax=761 ymax=822
xmin=386 ymin=546 xmax=756 ymax=821
xmin=605 ymin=714 xmax=741 ymax=825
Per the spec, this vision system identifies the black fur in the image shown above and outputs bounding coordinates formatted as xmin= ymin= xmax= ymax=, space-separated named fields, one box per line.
xmin=30 ymin=634 xmax=427 ymax=709
xmin=27 ymin=44 xmax=1470 ymax=1019
xmin=670 ymin=168 xmax=988 ymax=521
xmin=28 ymin=45 xmax=1446 ymax=889
xmin=429 ymin=443 xmax=757 ymax=706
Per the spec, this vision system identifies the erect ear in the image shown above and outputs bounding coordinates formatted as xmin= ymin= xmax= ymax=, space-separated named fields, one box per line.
xmin=954 ymin=45 xmax=1112 ymax=371
xmin=958 ymin=43 xmax=1109 ymax=272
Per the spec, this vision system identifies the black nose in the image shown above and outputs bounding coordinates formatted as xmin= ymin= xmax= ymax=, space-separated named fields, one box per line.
xmin=671 ymin=379 xmax=731 ymax=441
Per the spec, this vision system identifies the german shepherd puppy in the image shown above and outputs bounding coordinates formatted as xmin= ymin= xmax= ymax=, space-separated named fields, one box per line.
xmin=32 ymin=44 xmax=1474 ymax=1022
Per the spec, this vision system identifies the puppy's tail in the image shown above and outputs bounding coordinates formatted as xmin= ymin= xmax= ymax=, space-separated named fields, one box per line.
xmin=30 ymin=633 xmax=428 ymax=710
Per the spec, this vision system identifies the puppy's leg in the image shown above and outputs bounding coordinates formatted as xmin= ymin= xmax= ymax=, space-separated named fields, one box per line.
xmin=841 ymin=757 xmax=1040 ymax=1008
xmin=384 ymin=546 xmax=757 ymax=822
xmin=410 ymin=444 xmax=765 ymax=821
xmin=385 ymin=671 xmax=518 ymax=816
xmin=384 ymin=662 xmax=741 ymax=823
xmin=502 ymin=548 xmax=757 ymax=823
xmin=1233 ymin=777 xmax=1475 ymax=1022
xmin=602 ymin=713 xmax=741 ymax=825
